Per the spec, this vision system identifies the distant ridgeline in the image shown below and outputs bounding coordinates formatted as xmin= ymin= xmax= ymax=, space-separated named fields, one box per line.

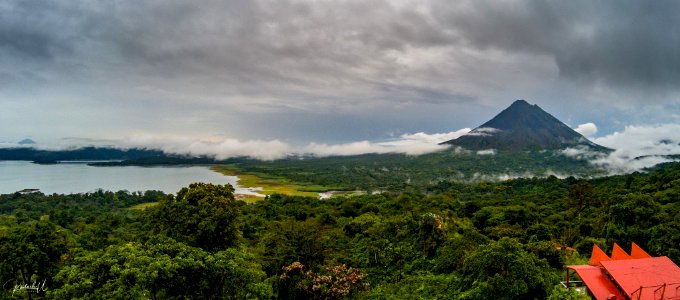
xmin=441 ymin=100 xmax=610 ymax=152
xmin=0 ymin=147 xmax=167 ymax=164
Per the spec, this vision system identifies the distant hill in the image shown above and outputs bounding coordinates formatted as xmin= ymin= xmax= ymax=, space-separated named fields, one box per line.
xmin=441 ymin=100 xmax=609 ymax=151
xmin=0 ymin=147 xmax=167 ymax=164
xmin=18 ymin=139 xmax=36 ymax=145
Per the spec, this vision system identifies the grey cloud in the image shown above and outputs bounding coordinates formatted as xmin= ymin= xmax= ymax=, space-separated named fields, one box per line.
xmin=372 ymin=83 xmax=477 ymax=105
xmin=17 ymin=1 xmax=456 ymax=96
xmin=433 ymin=0 xmax=680 ymax=91
xmin=555 ymin=3 xmax=680 ymax=90
xmin=0 ymin=71 xmax=48 ymax=89
xmin=0 ymin=0 xmax=90 ymax=61
xmin=0 ymin=27 xmax=53 ymax=59
xmin=1 ymin=0 xmax=679 ymax=145
xmin=5 ymin=0 xmax=679 ymax=95
xmin=432 ymin=0 xmax=570 ymax=53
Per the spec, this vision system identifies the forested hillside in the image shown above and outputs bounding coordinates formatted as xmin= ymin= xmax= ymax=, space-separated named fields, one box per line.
xmin=1 ymin=162 xmax=680 ymax=299
xmin=225 ymin=149 xmax=604 ymax=192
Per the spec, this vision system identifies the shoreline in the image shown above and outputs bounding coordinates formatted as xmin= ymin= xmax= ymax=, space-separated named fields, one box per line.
xmin=210 ymin=165 xmax=326 ymax=199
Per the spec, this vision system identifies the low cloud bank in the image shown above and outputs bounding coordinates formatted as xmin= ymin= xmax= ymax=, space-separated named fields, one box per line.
xmin=127 ymin=129 xmax=471 ymax=159
xmin=0 ymin=136 xmax=293 ymax=161
xmin=469 ymin=169 xmax=575 ymax=182
xmin=565 ymin=124 xmax=680 ymax=173
xmin=119 ymin=136 xmax=293 ymax=161
xmin=3 ymin=129 xmax=471 ymax=160
xmin=12 ymin=124 xmax=680 ymax=174
xmin=301 ymin=129 xmax=471 ymax=157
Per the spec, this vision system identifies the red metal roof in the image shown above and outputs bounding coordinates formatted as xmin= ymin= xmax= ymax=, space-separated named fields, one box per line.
xmin=631 ymin=243 xmax=652 ymax=259
xmin=590 ymin=244 xmax=612 ymax=266
xmin=565 ymin=243 xmax=680 ymax=300
xmin=601 ymin=257 xmax=680 ymax=300
xmin=565 ymin=265 xmax=625 ymax=300
xmin=612 ymin=243 xmax=633 ymax=260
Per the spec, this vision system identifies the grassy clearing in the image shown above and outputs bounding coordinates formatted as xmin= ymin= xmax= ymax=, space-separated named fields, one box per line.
xmin=212 ymin=165 xmax=326 ymax=198
xmin=128 ymin=202 xmax=159 ymax=210
xmin=235 ymin=194 xmax=264 ymax=203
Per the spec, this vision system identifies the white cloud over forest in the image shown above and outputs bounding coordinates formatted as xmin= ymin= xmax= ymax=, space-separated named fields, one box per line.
xmin=7 ymin=129 xmax=472 ymax=160
xmin=302 ymin=129 xmax=471 ymax=156
xmin=564 ymin=124 xmax=680 ymax=173
xmin=120 ymin=136 xmax=294 ymax=161
xmin=476 ymin=149 xmax=496 ymax=156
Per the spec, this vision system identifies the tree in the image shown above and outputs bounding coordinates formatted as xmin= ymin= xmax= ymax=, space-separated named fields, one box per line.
xmin=278 ymin=262 xmax=369 ymax=299
xmin=260 ymin=219 xmax=336 ymax=275
xmin=647 ymin=222 xmax=680 ymax=262
xmin=51 ymin=235 xmax=271 ymax=299
xmin=568 ymin=183 xmax=595 ymax=213
xmin=458 ymin=238 xmax=558 ymax=300
xmin=0 ymin=218 xmax=69 ymax=300
xmin=145 ymin=183 xmax=241 ymax=251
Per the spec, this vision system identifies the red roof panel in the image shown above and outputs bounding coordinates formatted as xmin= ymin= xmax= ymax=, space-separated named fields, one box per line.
xmin=601 ymin=256 xmax=680 ymax=300
xmin=631 ymin=242 xmax=652 ymax=259
xmin=567 ymin=244 xmax=680 ymax=299
xmin=565 ymin=265 xmax=625 ymax=300
xmin=590 ymin=244 xmax=612 ymax=266
xmin=612 ymin=243 xmax=632 ymax=260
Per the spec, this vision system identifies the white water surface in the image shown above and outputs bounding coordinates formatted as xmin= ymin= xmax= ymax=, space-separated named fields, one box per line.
xmin=0 ymin=161 xmax=260 ymax=195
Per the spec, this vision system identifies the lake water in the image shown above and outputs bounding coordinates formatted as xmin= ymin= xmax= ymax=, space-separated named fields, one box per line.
xmin=0 ymin=161 xmax=261 ymax=195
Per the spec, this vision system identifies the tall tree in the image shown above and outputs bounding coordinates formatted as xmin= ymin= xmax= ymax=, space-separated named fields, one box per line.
xmin=0 ymin=218 xmax=69 ymax=299
xmin=458 ymin=238 xmax=558 ymax=300
xmin=145 ymin=183 xmax=241 ymax=251
xmin=51 ymin=235 xmax=271 ymax=299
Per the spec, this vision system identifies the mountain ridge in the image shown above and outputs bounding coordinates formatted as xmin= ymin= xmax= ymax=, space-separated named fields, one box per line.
xmin=441 ymin=100 xmax=609 ymax=152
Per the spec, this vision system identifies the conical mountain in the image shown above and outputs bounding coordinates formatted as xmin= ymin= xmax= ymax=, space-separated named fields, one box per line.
xmin=441 ymin=100 xmax=607 ymax=151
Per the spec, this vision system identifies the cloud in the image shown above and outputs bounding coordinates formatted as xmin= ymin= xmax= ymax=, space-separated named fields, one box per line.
xmin=476 ymin=149 xmax=496 ymax=156
xmin=468 ymin=169 xmax=576 ymax=182
xmin=563 ymin=124 xmax=680 ymax=173
xmin=25 ymin=135 xmax=293 ymax=161
xmin=1 ymin=0 xmax=679 ymax=145
xmin=574 ymin=123 xmax=598 ymax=137
xmin=136 ymin=129 xmax=470 ymax=159
xmin=118 ymin=136 xmax=293 ymax=161
xmin=434 ymin=1 xmax=680 ymax=92
xmin=561 ymin=146 xmax=602 ymax=161
xmin=11 ymin=129 xmax=472 ymax=160
xmin=302 ymin=129 xmax=471 ymax=156
xmin=466 ymin=127 xmax=501 ymax=137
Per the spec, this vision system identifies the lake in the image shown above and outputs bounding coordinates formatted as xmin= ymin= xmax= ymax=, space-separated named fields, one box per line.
xmin=0 ymin=160 xmax=261 ymax=195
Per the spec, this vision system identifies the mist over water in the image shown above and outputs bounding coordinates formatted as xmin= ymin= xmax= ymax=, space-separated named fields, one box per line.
xmin=0 ymin=161 xmax=255 ymax=195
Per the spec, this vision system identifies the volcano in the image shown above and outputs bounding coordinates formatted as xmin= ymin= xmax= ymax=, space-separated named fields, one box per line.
xmin=441 ymin=100 xmax=608 ymax=151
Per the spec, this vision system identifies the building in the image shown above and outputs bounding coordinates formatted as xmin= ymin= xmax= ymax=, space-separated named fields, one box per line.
xmin=564 ymin=243 xmax=680 ymax=300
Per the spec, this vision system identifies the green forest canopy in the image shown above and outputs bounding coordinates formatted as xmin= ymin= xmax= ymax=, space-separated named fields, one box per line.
xmin=1 ymin=162 xmax=680 ymax=299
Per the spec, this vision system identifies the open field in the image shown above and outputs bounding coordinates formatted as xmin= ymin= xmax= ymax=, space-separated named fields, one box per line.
xmin=128 ymin=202 xmax=159 ymax=210
xmin=212 ymin=165 xmax=339 ymax=198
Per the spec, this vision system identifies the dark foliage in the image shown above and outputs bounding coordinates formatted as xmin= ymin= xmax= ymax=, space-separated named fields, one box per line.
xmin=1 ymin=162 xmax=680 ymax=298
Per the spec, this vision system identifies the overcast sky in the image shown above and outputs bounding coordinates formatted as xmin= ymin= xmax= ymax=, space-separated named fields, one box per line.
xmin=2 ymin=0 xmax=679 ymax=161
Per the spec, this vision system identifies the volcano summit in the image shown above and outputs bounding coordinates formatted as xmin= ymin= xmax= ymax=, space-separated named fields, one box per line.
xmin=441 ymin=100 xmax=608 ymax=152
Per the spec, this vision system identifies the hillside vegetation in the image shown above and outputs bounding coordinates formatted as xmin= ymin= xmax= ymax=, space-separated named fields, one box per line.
xmin=227 ymin=149 xmax=605 ymax=192
xmin=2 ymin=161 xmax=680 ymax=299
